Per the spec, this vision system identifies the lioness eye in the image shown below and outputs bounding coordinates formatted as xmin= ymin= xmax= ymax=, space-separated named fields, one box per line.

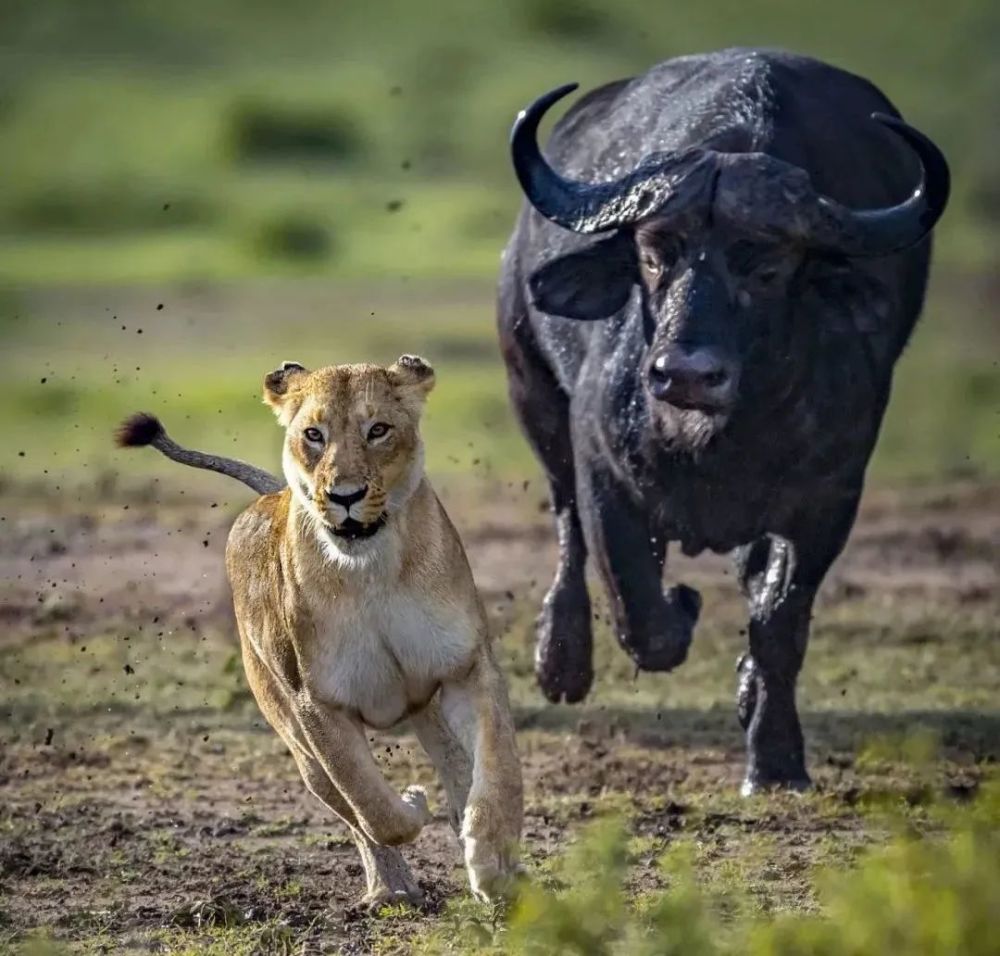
xmin=303 ymin=427 xmax=324 ymax=443
xmin=755 ymin=266 xmax=780 ymax=284
xmin=367 ymin=422 xmax=391 ymax=441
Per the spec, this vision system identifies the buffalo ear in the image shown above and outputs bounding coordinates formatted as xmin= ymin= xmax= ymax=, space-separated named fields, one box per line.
xmin=528 ymin=232 xmax=636 ymax=320
xmin=801 ymin=258 xmax=892 ymax=334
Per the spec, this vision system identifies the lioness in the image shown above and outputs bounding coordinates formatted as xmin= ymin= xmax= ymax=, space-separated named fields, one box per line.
xmin=116 ymin=355 xmax=523 ymax=908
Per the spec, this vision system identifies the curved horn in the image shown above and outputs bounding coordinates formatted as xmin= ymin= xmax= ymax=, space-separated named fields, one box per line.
xmin=510 ymin=83 xmax=711 ymax=234
xmin=811 ymin=112 xmax=950 ymax=256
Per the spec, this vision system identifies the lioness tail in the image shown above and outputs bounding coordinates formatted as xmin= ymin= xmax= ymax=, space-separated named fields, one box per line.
xmin=114 ymin=412 xmax=285 ymax=495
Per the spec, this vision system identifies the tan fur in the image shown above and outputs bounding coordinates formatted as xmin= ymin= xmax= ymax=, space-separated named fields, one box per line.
xmin=226 ymin=356 xmax=523 ymax=908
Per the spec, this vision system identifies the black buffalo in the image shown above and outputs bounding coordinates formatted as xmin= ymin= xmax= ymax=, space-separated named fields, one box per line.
xmin=497 ymin=48 xmax=949 ymax=793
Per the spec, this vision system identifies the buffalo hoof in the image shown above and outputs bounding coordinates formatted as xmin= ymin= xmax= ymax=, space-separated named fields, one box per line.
xmin=736 ymin=655 xmax=810 ymax=795
xmin=740 ymin=773 xmax=812 ymax=798
xmin=621 ymin=584 xmax=700 ymax=672
xmin=534 ymin=581 xmax=594 ymax=704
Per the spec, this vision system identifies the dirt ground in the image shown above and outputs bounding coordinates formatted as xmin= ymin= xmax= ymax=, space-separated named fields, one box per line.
xmin=1 ymin=475 xmax=997 ymax=954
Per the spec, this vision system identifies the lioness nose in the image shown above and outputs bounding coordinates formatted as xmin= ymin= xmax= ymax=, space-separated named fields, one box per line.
xmin=647 ymin=346 xmax=737 ymax=409
xmin=326 ymin=484 xmax=368 ymax=508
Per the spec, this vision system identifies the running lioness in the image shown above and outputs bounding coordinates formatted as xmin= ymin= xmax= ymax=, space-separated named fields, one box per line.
xmin=116 ymin=355 xmax=523 ymax=909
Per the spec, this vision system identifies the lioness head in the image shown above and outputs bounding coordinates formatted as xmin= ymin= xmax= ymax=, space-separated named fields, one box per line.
xmin=264 ymin=355 xmax=435 ymax=545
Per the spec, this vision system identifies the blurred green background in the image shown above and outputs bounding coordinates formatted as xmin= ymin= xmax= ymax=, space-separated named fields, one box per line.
xmin=0 ymin=0 xmax=997 ymax=489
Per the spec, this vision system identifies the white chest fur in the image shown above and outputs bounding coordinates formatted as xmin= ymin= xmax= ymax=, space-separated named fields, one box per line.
xmin=304 ymin=584 xmax=480 ymax=729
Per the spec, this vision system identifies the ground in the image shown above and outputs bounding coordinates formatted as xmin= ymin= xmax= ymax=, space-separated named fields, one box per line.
xmin=2 ymin=5 xmax=998 ymax=951
xmin=2 ymin=467 xmax=997 ymax=954
xmin=1 ymin=272 xmax=997 ymax=954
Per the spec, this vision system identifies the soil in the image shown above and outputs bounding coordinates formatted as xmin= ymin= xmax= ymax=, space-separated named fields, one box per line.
xmin=1 ymin=477 xmax=997 ymax=953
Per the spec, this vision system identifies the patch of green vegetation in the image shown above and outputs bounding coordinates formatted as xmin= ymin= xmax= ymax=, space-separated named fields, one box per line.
xmin=149 ymin=921 xmax=301 ymax=956
xmin=0 ymin=272 xmax=997 ymax=499
xmin=416 ymin=774 xmax=1000 ymax=955
xmin=0 ymin=0 xmax=996 ymax=285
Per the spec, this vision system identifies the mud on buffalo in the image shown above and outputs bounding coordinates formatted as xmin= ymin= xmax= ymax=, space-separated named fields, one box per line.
xmin=497 ymin=47 xmax=949 ymax=794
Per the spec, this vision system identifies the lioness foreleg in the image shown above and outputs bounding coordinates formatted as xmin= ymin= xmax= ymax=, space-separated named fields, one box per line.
xmin=294 ymin=698 xmax=433 ymax=847
xmin=411 ymin=695 xmax=473 ymax=836
xmin=439 ymin=649 xmax=523 ymax=902
xmin=243 ymin=648 xmax=424 ymax=909
xmin=289 ymin=747 xmax=423 ymax=910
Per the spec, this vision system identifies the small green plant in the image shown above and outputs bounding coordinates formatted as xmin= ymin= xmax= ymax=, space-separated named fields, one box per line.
xmin=421 ymin=773 xmax=1000 ymax=955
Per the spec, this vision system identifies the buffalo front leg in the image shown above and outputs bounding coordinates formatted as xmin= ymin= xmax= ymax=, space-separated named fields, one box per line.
xmin=500 ymin=307 xmax=593 ymax=703
xmin=536 ymin=492 xmax=593 ymax=702
xmin=735 ymin=493 xmax=860 ymax=794
xmin=522 ymin=395 xmax=593 ymax=704
xmin=577 ymin=459 xmax=700 ymax=672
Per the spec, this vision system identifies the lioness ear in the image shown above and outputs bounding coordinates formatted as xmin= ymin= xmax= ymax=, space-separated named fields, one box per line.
xmin=263 ymin=361 xmax=309 ymax=425
xmin=388 ymin=354 xmax=435 ymax=403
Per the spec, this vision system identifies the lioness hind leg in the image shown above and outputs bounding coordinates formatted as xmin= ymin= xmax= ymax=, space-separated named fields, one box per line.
xmin=440 ymin=649 xmax=524 ymax=903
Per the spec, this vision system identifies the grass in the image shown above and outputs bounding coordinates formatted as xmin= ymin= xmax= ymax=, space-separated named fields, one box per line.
xmin=1 ymin=478 xmax=996 ymax=951
xmin=0 ymin=0 xmax=998 ymax=286
xmin=413 ymin=781 xmax=1000 ymax=955
xmin=0 ymin=271 xmax=996 ymax=496
xmin=1 ymin=7 xmax=997 ymax=951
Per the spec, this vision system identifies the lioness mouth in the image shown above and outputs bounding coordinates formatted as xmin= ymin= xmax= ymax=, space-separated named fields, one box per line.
xmin=330 ymin=515 xmax=387 ymax=540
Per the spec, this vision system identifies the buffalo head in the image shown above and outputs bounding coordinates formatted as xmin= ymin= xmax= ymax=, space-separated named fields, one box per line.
xmin=511 ymin=84 xmax=949 ymax=445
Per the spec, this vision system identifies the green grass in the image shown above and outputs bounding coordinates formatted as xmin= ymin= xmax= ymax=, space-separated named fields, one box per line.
xmin=414 ymin=781 xmax=1000 ymax=955
xmin=1 ymin=6 xmax=997 ymax=951
xmin=0 ymin=273 xmax=996 ymax=495
xmin=0 ymin=281 xmax=535 ymax=489
xmin=0 ymin=0 xmax=997 ymax=285
xmin=2 ymin=462 xmax=996 ymax=953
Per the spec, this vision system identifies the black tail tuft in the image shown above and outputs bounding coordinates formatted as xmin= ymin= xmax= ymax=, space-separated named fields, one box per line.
xmin=115 ymin=412 xmax=164 ymax=448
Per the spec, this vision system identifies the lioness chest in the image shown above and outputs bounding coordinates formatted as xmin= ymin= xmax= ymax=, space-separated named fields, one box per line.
xmin=302 ymin=587 xmax=480 ymax=729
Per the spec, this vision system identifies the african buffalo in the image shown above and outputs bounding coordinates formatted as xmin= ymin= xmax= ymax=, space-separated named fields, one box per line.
xmin=497 ymin=48 xmax=949 ymax=792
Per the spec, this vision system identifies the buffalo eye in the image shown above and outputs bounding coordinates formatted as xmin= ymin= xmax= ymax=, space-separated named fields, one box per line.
xmin=754 ymin=265 xmax=781 ymax=285
xmin=367 ymin=422 xmax=392 ymax=442
xmin=637 ymin=233 xmax=682 ymax=281
xmin=640 ymin=251 xmax=662 ymax=276
xmin=303 ymin=426 xmax=324 ymax=444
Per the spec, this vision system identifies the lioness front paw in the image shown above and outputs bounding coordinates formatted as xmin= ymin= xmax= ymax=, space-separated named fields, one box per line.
xmin=359 ymin=884 xmax=424 ymax=915
xmin=468 ymin=851 xmax=525 ymax=904
xmin=401 ymin=785 xmax=433 ymax=829
xmin=465 ymin=834 xmax=525 ymax=904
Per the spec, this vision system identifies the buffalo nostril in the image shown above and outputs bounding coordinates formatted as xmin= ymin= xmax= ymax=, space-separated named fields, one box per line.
xmin=648 ymin=347 xmax=736 ymax=407
xmin=649 ymin=355 xmax=673 ymax=386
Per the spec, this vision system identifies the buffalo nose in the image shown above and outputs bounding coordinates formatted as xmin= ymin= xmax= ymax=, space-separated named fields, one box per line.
xmin=326 ymin=484 xmax=368 ymax=507
xmin=647 ymin=347 xmax=736 ymax=409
